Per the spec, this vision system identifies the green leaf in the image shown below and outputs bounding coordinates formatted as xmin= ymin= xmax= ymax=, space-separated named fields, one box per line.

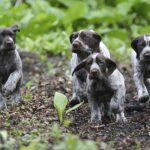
xmin=20 ymin=140 xmax=47 ymax=150
xmin=0 ymin=130 xmax=8 ymax=141
xmin=66 ymin=101 xmax=84 ymax=114
xmin=54 ymin=92 xmax=68 ymax=123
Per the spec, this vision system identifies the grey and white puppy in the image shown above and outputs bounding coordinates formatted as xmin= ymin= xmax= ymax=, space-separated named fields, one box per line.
xmin=69 ymin=29 xmax=110 ymax=106
xmin=131 ymin=34 xmax=150 ymax=103
xmin=0 ymin=25 xmax=23 ymax=108
xmin=72 ymin=53 xmax=127 ymax=123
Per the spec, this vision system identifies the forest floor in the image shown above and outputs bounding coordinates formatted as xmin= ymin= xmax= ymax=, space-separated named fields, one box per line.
xmin=0 ymin=52 xmax=149 ymax=150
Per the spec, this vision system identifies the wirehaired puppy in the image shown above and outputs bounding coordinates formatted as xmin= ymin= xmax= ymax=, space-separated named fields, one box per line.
xmin=69 ymin=29 xmax=110 ymax=106
xmin=131 ymin=34 xmax=150 ymax=103
xmin=72 ymin=53 xmax=127 ymax=124
xmin=0 ymin=25 xmax=23 ymax=108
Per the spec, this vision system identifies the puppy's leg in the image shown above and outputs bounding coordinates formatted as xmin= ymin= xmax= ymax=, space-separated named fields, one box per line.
xmin=131 ymin=52 xmax=149 ymax=103
xmin=70 ymin=75 xmax=86 ymax=106
xmin=11 ymin=89 xmax=21 ymax=106
xmin=2 ymin=70 xmax=22 ymax=97
xmin=144 ymin=79 xmax=150 ymax=98
xmin=0 ymin=93 xmax=7 ymax=109
xmin=104 ymin=102 xmax=112 ymax=119
xmin=110 ymin=81 xmax=127 ymax=123
xmin=111 ymin=96 xmax=127 ymax=123
xmin=133 ymin=72 xmax=149 ymax=103
xmin=88 ymin=96 xmax=102 ymax=124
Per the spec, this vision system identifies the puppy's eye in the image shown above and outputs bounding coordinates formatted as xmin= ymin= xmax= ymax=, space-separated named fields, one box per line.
xmin=72 ymin=33 xmax=78 ymax=40
xmin=98 ymin=61 xmax=104 ymax=65
xmin=139 ymin=42 xmax=145 ymax=47
xmin=9 ymin=32 xmax=14 ymax=37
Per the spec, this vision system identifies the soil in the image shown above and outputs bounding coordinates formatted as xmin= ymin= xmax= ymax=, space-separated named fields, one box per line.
xmin=0 ymin=51 xmax=149 ymax=150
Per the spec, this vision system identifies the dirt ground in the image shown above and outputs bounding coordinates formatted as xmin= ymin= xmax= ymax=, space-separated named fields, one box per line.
xmin=0 ymin=52 xmax=149 ymax=150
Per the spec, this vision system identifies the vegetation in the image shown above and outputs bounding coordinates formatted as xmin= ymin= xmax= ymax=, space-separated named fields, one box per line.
xmin=0 ymin=0 xmax=149 ymax=149
xmin=0 ymin=0 xmax=150 ymax=62
xmin=54 ymin=92 xmax=84 ymax=124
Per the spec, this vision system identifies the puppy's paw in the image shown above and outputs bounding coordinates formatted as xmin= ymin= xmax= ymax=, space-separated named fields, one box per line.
xmin=139 ymin=95 xmax=149 ymax=103
xmin=0 ymin=100 xmax=7 ymax=109
xmin=69 ymin=97 xmax=80 ymax=106
xmin=116 ymin=114 xmax=127 ymax=123
xmin=11 ymin=97 xmax=21 ymax=107
xmin=89 ymin=116 xmax=102 ymax=125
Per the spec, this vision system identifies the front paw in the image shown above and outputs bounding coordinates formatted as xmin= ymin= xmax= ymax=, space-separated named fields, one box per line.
xmin=0 ymin=99 xmax=7 ymax=109
xmin=89 ymin=115 xmax=102 ymax=124
xmin=139 ymin=95 xmax=149 ymax=103
xmin=11 ymin=95 xmax=21 ymax=107
xmin=69 ymin=97 xmax=80 ymax=106
xmin=116 ymin=114 xmax=127 ymax=123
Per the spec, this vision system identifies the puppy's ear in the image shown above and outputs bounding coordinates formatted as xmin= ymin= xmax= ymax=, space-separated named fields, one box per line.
xmin=10 ymin=25 xmax=20 ymax=33
xmin=105 ymin=58 xmax=116 ymax=76
xmin=69 ymin=32 xmax=78 ymax=43
xmin=72 ymin=59 xmax=87 ymax=76
xmin=92 ymin=32 xmax=101 ymax=42
xmin=131 ymin=37 xmax=143 ymax=58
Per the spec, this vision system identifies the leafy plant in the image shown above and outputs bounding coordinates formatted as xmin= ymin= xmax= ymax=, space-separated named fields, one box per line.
xmin=53 ymin=92 xmax=84 ymax=124
xmin=0 ymin=130 xmax=16 ymax=150
xmin=54 ymin=92 xmax=68 ymax=124
xmin=0 ymin=0 xmax=149 ymax=63
xmin=22 ymin=81 xmax=32 ymax=102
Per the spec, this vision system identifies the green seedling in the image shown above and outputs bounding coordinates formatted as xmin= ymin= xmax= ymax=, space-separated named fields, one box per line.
xmin=54 ymin=92 xmax=68 ymax=124
xmin=22 ymin=81 xmax=32 ymax=102
xmin=53 ymin=92 xmax=84 ymax=124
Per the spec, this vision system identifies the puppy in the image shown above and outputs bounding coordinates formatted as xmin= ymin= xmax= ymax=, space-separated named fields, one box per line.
xmin=0 ymin=25 xmax=23 ymax=108
xmin=72 ymin=53 xmax=127 ymax=123
xmin=69 ymin=29 xmax=110 ymax=106
xmin=131 ymin=34 xmax=150 ymax=103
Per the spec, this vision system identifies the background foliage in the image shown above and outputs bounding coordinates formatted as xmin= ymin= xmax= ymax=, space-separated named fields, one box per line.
xmin=0 ymin=0 xmax=150 ymax=63
xmin=0 ymin=0 xmax=150 ymax=149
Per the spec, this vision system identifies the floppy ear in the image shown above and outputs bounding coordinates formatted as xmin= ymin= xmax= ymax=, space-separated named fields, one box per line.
xmin=92 ymin=32 xmax=101 ymax=43
xmin=131 ymin=37 xmax=142 ymax=58
xmin=72 ymin=59 xmax=87 ymax=76
xmin=105 ymin=58 xmax=117 ymax=76
xmin=10 ymin=24 xmax=20 ymax=32
xmin=69 ymin=32 xmax=78 ymax=43
xmin=69 ymin=33 xmax=74 ymax=43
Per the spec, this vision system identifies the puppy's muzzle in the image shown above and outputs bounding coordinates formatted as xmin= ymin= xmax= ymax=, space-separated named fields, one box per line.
xmin=90 ymin=68 xmax=99 ymax=79
xmin=72 ymin=41 xmax=81 ymax=51
xmin=4 ymin=37 xmax=15 ymax=50
xmin=5 ymin=40 xmax=13 ymax=47
xmin=143 ymin=52 xmax=150 ymax=59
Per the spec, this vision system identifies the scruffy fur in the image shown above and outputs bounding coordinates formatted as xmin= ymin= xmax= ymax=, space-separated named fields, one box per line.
xmin=69 ymin=29 xmax=110 ymax=106
xmin=0 ymin=25 xmax=23 ymax=108
xmin=131 ymin=34 xmax=150 ymax=103
xmin=72 ymin=53 xmax=127 ymax=124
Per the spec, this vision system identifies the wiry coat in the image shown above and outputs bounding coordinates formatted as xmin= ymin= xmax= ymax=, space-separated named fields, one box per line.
xmin=0 ymin=25 xmax=23 ymax=108
xmin=73 ymin=53 xmax=127 ymax=123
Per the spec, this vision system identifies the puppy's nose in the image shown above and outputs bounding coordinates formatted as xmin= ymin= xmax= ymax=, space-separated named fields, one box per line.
xmin=90 ymin=69 xmax=98 ymax=76
xmin=72 ymin=41 xmax=81 ymax=48
xmin=6 ymin=40 xmax=13 ymax=46
xmin=144 ymin=52 xmax=150 ymax=58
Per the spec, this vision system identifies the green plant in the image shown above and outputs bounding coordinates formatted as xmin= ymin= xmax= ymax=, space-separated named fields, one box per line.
xmin=0 ymin=0 xmax=150 ymax=63
xmin=0 ymin=130 xmax=16 ymax=150
xmin=49 ymin=123 xmax=99 ymax=150
xmin=22 ymin=81 xmax=32 ymax=102
xmin=53 ymin=92 xmax=84 ymax=124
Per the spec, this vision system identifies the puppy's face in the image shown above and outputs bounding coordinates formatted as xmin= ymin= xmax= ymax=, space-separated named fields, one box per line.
xmin=131 ymin=34 xmax=150 ymax=61
xmin=0 ymin=25 xmax=20 ymax=52
xmin=72 ymin=53 xmax=116 ymax=80
xmin=70 ymin=30 xmax=101 ymax=58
